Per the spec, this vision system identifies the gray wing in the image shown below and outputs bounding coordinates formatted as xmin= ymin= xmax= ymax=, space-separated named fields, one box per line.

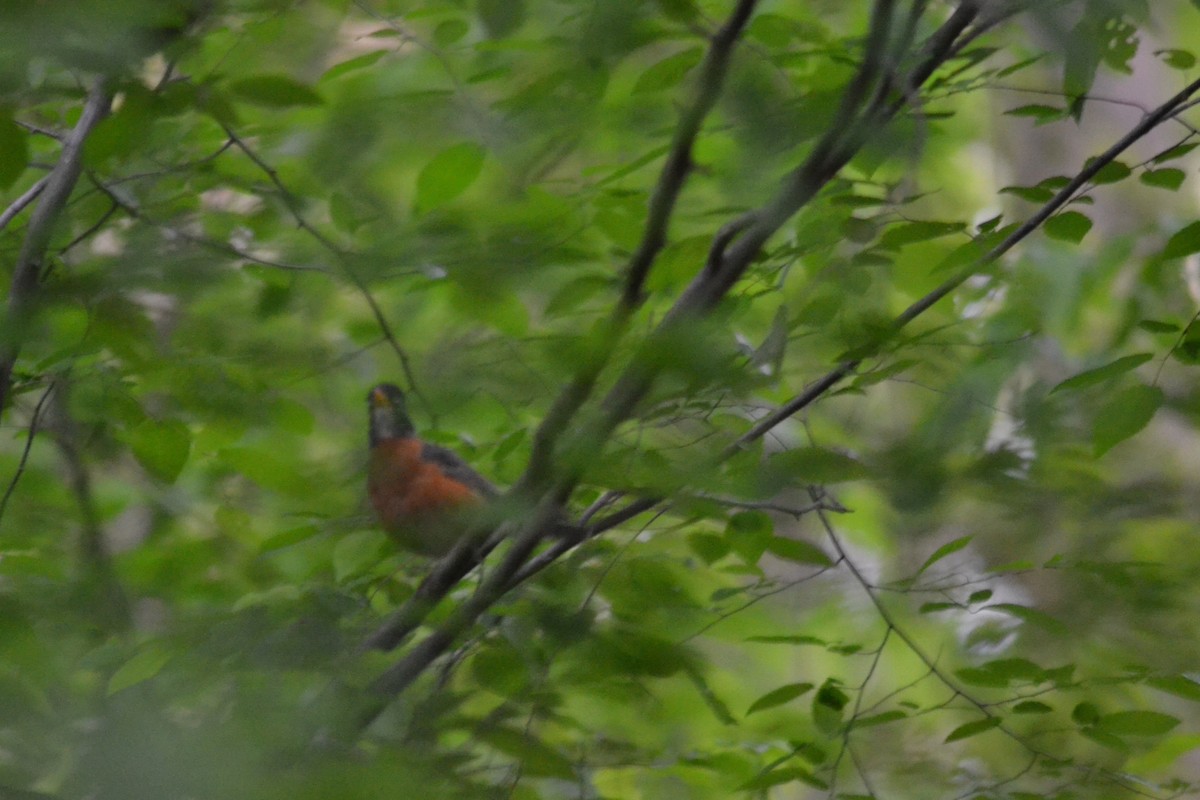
xmin=420 ymin=442 xmax=500 ymax=499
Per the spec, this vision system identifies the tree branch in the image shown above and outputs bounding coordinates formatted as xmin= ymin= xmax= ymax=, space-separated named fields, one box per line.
xmin=0 ymin=382 xmax=54 ymax=530
xmin=621 ymin=0 xmax=760 ymax=307
xmin=738 ymin=71 xmax=1200 ymax=448
xmin=0 ymin=175 xmax=50 ymax=235
xmin=521 ymin=0 xmax=762 ymax=491
xmin=0 ymin=78 xmax=112 ymax=416
xmin=357 ymin=0 xmax=993 ymax=715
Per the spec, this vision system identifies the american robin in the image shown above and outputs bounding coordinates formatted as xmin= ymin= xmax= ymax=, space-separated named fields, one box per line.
xmin=367 ymin=383 xmax=501 ymax=556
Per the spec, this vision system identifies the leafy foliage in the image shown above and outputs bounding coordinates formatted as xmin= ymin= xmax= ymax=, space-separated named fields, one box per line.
xmin=3 ymin=1 xmax=1200 ymax=799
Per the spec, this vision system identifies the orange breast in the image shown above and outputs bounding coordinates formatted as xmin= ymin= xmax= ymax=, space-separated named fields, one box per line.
xmin=368 ymin=438 xmax=482 ymax=532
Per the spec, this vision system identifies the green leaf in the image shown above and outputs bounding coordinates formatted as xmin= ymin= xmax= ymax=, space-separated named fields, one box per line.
xmin=1156 ymin=48 xmax=1196 ymax=70
xmin=1147 ymin=675 xmax=1200 ymax=702
xmin=768 ymin=447 xmax=870 ymax=483
xmin=1153 ymin=142 xmax=1199 ymax=164
xmin=767 ymin=536 xmax=833 ymax=567
xmin=1138 ymin=319 xmax=1180 ymax=334
xmin=1000 ymin=184 xmax=1054 ymax=202
xmin=879 ymin=220 xmax=965 ymax=248
xmin=1163 ymin=220 xmax=1200 ymax=259
xmin=944 ymin=716 xmax=1002 ymax=743
xmin=725 ymin=511 xmax=773 ymax=564
xmin=471 ymin=642 xmax=530 ymax=697
xmin=108 ymin=648 xmax=171 ymax=695
xmin=1044 ymin=210 xmax=1092 ymax=243
xmin=229 ymin=75 xmax=323 ymax=107
xmin=687 ymin=532 xmax=729 ymax=564
xmin=478 ymin=727 xmax=576 ymax=779
xmin=812 ymin=681 xmax=849 ymax=736
xmin=1081 ymin=727 xmax=1130 ymax=751
xmin=433 ymin=18 xmax=470 ymax=47
xmin=915 ymin=535 xmax=972 ymax=576
xmin=1073 ymin=702 xmax=1101 ymax=725
xmin=128 ymin=418 xmax=191 ymax=483
xmin=1050 ymin=353 xmax=1152 ymax=394
xmin=1012 ymin=701 xmax=1053 ymax=714
xmin=1099 ymin=710 xmax=1181 ymax=736
xmin=746 ymin=682 xmax=814 ymax=714
xmin=854 ymin=709 xmax=907 ymax=728
xmin=1003 ymin=104 xmax=1065 ymax=123
xmin=633 ymin=48 xmax=703 ymax=94
xmin=1088 ymin=159 xmax=1131 ymax=184
xmin=1093 ymin=384 xmax=1163 ymax=456
xmin=321 ymin=50 xmax=387 ymax=82
xmin=738 ymin=767 xmax=822 ymax=792
xmin=0 ymin=115 xmax=29 ymax=189
xmin=415 ymin=142 xmax=486 ymax=213
xmin=1141 ymin=168 xmax=1186 ymax=190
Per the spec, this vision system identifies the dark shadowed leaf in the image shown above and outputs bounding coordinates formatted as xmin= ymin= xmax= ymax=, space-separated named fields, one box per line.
xmin=944 ymin=716 xmax=1002 ymax=743
xmin=230 ymin=75 xmax=323 ymax=107
xmin=747 ymin=682 xmax=814 ymax=715
xmin=1050 ymin=353 xmax=1152 ymax=394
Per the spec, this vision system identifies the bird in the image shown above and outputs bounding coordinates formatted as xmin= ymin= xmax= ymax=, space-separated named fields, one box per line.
xmin=366 ymin=383 xmax=502 ymax=556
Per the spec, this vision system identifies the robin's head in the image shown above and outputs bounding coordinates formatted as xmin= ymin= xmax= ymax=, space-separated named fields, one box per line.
xmin=368 ymin=383 xmax=414 ymax=446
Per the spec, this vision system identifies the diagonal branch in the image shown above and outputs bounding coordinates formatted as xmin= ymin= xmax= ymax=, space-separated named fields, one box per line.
xmin=521 ymin=0 xmax=761 ymax=491
xmin=0 ymin=78 xmax=112 ymax=417
xmin=360 ymin=0 xmax=989 ymax=714
xmin=738 ymin=71 xmax=1200 ymax=448
xmin=0 ymin=175 xmax=50 ymax=235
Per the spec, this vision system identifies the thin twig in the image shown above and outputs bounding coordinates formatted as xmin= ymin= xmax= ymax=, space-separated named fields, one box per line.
xmin=221 ymin=125 xmax=434 ymax=421
xmin=0 ymin=382 xmax=54 ymax=529
xmin=0 ymin=176 xmax=50 ymax=235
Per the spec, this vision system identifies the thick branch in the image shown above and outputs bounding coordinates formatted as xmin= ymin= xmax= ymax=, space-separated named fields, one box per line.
xmin=621 ymin=0 xmax=760 ymax=307
xmin=0 ymin=78 xmax=112 ymax=416
xmin=521 ymin=0 xmax=761 ymax=490
xmin=361 ymin=1 xmax=986 ymax=713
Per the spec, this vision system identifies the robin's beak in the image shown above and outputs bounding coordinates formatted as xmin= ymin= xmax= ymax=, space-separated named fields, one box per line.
xmin=371 ymin=387 xmax=391 ymax=408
